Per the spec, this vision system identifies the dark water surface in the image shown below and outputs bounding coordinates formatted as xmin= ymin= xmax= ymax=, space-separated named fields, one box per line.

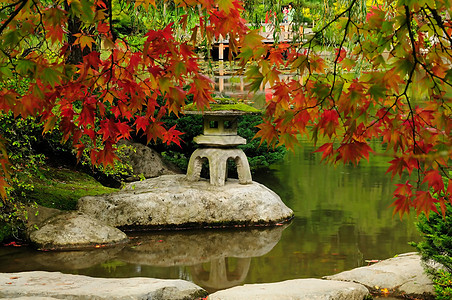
xmin=0 ymin=138 xmax=420 ymax=293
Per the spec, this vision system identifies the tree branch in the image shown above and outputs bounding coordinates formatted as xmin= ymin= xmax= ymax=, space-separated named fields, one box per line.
xmin=0 ymin=0 xmax=28 ymax=37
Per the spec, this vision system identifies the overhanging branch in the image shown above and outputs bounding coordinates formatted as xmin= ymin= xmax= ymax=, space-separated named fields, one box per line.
xmin=0 ymin=0 xmax=28 ymax=37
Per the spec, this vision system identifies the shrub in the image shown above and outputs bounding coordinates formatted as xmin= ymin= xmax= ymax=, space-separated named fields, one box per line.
xmin=411 ymin=177 xmax=452 ymax=300
xmin=412 ymin=200 xmax=452 ymax=273
xmin=157 ymin=113 xmax=286 ymax=174
xmin=433 ymin=270 xmax=452 ymax=300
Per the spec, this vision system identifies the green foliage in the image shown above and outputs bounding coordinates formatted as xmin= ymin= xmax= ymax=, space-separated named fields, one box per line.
xmin=412 ymin=201 xmax=452 ymax=273
xmin=411 ymin=177 xmax=452 ymax=300
xmin=76 ymin=140 xmax=135 ymax=183
xmin=0 ymin=113 xmax=49 ymax=242
xmin=112 ymin=0 xmax=149 ymax=35
xmin=112 ymin=0 xmax=202 ymax=42
xmin=238 ymin=114 xmax=286 ymax=170
xmin=158 ymin=114 xmax=203 ymax=169
xmin=0 ymin=83 xmax=119 ymax=240
xmin=158 ymin=113 xmax=286 ymax=173
xmin=0 ymin=199 xmax=27 ymax=242
xmin=25 ymin=167 xmax=118 ymax=210
xmin=184 ymin=101 xmax=261 ymax=112
xmin=0 ymin=222 xmax=13 ymax=242
xmin=433 ymin=270 xmax=452 ymax=300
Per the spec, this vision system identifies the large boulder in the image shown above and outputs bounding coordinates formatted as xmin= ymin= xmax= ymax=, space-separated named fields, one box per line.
xmin=0 ymin=271 xmax=207 ymax=300
xmin=120 ymin=141 xmax=180 ymax=181
xmin=78 ymin=174 xmax=293 ymax=229
xmin=26 ymin=205 xmax=62 ymax=231
xmin=324 ymin=252 xmax=435 ymax=299
xmin=207 ymin=278 xmax=369 ymax=300
xmin=29 ymin=211 xmax=129 ymax=250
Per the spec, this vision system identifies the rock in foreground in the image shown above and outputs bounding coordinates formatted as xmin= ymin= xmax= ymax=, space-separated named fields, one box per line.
xmin=325 ymin=252 xmax=435 ymax=299
xmin=207 ymin=278 xmax=369 ymax=300
xmin=29 ymin=211 xmax=129 ymax=250
xmin=78 ymin=175 xmax=293 ymax=229
xmin=0 ymin=271 xmax=207 ymax=300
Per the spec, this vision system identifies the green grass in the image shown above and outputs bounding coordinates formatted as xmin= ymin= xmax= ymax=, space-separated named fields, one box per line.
xmin=24 ymin=167 xmax=118 ymax=210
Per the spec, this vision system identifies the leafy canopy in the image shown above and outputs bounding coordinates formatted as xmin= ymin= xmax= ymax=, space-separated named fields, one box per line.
xmin=0 ymin=0 xmax=451 ymax=218
xmin=243 ymin=0 xmax=451 ymax=218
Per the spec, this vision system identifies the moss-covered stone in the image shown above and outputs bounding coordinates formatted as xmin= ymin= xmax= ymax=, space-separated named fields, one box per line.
xmin=25 ymin=167 xmax=118 ymax=210
xmin=184 ymin=98 xmax=261 ymax=113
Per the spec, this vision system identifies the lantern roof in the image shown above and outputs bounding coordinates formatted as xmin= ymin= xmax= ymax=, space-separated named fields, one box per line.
xmin=183 ymin=98 xmax=261 ymax=116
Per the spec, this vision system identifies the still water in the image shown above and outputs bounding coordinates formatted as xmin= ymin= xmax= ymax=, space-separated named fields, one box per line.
xmin=0 ymin=138 xmax=420 ymax=293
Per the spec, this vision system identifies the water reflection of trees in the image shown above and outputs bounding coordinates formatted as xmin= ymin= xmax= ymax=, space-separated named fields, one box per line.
xmin=245 ymin=139 xmax=420 ymax=284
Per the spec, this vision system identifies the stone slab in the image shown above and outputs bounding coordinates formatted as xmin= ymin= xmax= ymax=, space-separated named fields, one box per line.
xmin=324 ymin=252 xmax=435 ymax=299
xmin=0 ymin=271 xmax=207 ymax=300
xmin=78 ymin=174 xmax=293 ymax=229
xmin=194 ymin=135 xmax=246 ymax=146
xmin=207 ymin=278 xmax=369 ymax=300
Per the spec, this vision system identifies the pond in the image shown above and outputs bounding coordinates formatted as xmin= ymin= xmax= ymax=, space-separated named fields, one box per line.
xmin=0 ymin=137 xmax=421 ymax=294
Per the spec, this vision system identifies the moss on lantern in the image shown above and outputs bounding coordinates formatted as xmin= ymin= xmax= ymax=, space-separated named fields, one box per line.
xmin=184 ymin=98 xmax=261 ymax=114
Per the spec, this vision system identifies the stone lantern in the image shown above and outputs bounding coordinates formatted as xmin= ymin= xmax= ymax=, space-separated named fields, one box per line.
xmin=185 ymin=102 xmax=260 ymax=186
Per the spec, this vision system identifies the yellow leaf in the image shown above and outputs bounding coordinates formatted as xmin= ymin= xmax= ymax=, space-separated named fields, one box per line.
xmin=42 ymin=115 xmax=57 ymax=134
xmin=243 ymin=30 xmax=264 ymax=49
xmin=218 ymin=0 xmax=234 ymax=14
xmin=75 ymin=35 xmax=95 ymax=50
xmin=101 ymin=37 xmax=115 ymax=50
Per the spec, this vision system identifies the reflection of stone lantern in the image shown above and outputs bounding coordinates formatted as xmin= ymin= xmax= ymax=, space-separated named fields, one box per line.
xmin=191 ymin=257 xmax=251 ymax=293
xmin=185 ymin=102 xmax=260 ymax=186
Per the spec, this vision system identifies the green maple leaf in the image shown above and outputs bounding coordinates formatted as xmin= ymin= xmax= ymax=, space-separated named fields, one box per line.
xmin=42 ymin=67 xmax=62 ymax=87
xmin=369 ymin=84 xmax=387 ymax=101
xmin=16 ymin=59 xmax=36 ymax=76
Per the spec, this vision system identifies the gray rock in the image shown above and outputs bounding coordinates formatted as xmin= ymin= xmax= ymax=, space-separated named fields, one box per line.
xmin=78 ymin=174 xmax=293 ymax=229
xmin=29 ymin=211 xmax=129 ymax=250
xmin=207 ymin=278 xmax=369 ymax=300
xmin=324 ymin=252 xmax=435 ymax=299
xmin=0 ymin=271 xmax=207 ymax=300
xmin=26 ymin=205 xmax=62 ymax=230
xmin=3 ymin=297 xmax=60 ymax=300
xmin=120 ymin=141 xmax=180 ymax=181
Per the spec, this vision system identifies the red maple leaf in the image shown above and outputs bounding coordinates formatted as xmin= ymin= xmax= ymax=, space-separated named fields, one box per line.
xmin=414 ymin=191 xmax=438 ymax=218
xmin=391 ymin=181 xmax=414 ymax=219
xmin=318 ymin=110 xmax=339 ymax=138
xmin=386 ymin=157 xmax=418 ymax=178
xmin=423 ymin=170 xmax=445 ymax=194
xmin=335 ymin=141 xmax=372 ymax=165
xmin=162 ymin=125 xmax=184 ymax=147
xmin=335 ymin=48 xmax=346 ymax=63
xmin=314 ymin=143 xmax=334 ymax=162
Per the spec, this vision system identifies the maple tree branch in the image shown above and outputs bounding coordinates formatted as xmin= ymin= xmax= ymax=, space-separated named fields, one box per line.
xmin=421 ymin=8 xmax=452 ymax=62
xmin=426 ymin=6 xmax=452 ymax=46
xmin=302 ymin=0 xmax=357 ymax=48
xmin=0 ymin=0 xmax=28 ymax=37
xmin=0 ymin=0 xmax=24 ymax=13
xmin=330 ymin=1 xmax=354 ymax=103
xmin=106 ymin=0 xmax=117 ymax=43
xmin=403 ymin=6 xmax=422 ymax=158
xmin=304 ymin=0 xmax=358 ymax=104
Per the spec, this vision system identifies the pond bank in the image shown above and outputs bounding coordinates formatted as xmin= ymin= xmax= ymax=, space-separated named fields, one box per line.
xmin=0 ymin=252 xmax=434 ymax=299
